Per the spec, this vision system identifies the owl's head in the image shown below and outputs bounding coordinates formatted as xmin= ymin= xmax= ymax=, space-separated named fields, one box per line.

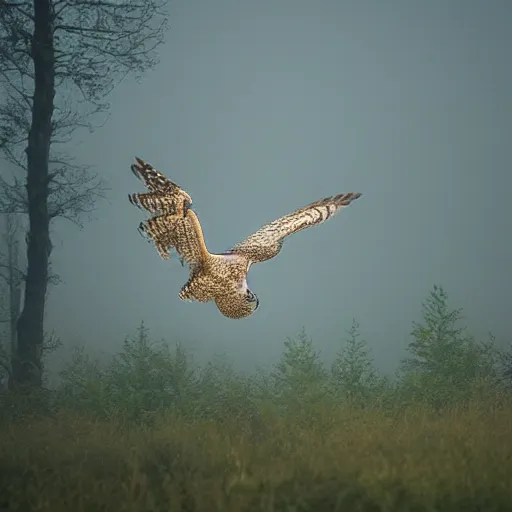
xmin=245 ymin=288 xmax=259 ymax=313
xmin=215 ymin=287 xmax=259 ymax=319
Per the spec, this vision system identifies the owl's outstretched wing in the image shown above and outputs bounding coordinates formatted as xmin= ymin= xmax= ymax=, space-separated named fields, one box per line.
xmin=138 ymin=209 xmax=210 ymax=267
xmin=227 ymin=192 xmax=362 ymax=263
xmin=128 ymin=157 xmax=192 ymax=215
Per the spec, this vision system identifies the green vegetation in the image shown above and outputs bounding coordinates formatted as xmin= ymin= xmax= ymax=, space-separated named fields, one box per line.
xmin=1 ymin=286 xmax=511 ymax=511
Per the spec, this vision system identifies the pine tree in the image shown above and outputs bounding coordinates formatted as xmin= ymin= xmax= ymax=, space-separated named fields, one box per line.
xmin=400 ymin=285 xmax=498 ymax=406
xmin=272 ymin=328 xmax=328 ymax=407
xmin=107 ymin=322 xmax=197 ymax=419
xmin=331 ymin=319 xmax=377 ymax=404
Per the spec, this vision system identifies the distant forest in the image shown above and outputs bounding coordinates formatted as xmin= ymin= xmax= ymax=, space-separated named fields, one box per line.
xmin=1 ymin=283 xmax=511 ymax=420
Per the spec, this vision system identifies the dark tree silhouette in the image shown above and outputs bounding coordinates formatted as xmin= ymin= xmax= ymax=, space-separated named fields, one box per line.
xmin=0 ymin=213 xmax=22 ymax=387
xmin=0 ymin=0 xmax=168 ymax=386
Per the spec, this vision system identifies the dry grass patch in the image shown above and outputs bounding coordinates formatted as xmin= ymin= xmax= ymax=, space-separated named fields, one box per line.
xmin=0 ymin=403 xmax=511 ymax=511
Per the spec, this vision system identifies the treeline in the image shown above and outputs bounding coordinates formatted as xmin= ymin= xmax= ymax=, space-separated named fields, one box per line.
xmin=2 ymin=285 xmax=509 ymax=424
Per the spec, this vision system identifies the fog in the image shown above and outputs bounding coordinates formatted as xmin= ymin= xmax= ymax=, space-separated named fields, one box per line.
xmin=44 ymin=0 xmax=511 ymax=373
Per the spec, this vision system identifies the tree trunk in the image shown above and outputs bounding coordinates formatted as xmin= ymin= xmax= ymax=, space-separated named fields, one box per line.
xmin=13 ymin=0 xmax=55 ymax=387
xmin=5 ymin=215 xmax=22 ymax=391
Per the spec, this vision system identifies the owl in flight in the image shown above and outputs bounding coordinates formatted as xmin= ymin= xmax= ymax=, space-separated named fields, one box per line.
xmin=129 ymin=157 xmax=362 ymax=319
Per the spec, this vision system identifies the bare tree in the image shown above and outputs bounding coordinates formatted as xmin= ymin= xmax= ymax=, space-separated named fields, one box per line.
xmin=0 ymin=0 xmax=168 ymax=386
xmin=0 ymin=213 xmax=23 ymax=388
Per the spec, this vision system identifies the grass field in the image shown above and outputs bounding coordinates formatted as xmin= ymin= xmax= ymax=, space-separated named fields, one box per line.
xmin=1 ymin=401 xmax=511 ymax=512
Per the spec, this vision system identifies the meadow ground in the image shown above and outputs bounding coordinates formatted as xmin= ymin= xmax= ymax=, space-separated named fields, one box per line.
xmin=0 ymin=401 xmax=511 ymax=512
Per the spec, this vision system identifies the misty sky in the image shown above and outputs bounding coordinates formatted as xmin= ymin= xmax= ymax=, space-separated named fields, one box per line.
xmin=40 ymin=0 xmax=511 ymax=372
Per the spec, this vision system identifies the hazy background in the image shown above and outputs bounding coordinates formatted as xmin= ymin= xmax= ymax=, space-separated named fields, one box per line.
xmin=43 ymin=0 xmax=511 ymax=373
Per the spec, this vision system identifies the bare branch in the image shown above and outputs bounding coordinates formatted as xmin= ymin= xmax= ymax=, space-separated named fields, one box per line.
xmin=1 ymin=0 xmax=166 ymax=224
xmin=51 ymin=0 xmax=168 ymax=105
xmin=47 ymin=153 xmax=109 ymax=227
xmin=0 ymin=173 xmax=28 ymax=213
xmin=0 ymin=151 xmax=109 ymax=226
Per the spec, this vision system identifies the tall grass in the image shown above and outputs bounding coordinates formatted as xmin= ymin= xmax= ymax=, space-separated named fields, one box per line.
xmin=1 ymin=401 xmax=511 ymax=511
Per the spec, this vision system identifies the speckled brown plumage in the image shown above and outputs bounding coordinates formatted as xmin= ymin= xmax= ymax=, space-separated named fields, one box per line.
xmin=129 ymin=157 xmax=362 ymax=319
xmin=129 ymin=157 xmax=192 ymax=216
